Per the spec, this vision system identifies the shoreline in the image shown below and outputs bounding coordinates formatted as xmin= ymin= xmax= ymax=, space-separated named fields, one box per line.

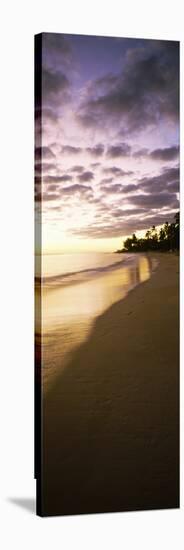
xmin=37 ymin=252 xmax=150 ymax=291
xmin=42 ymin=253 xmax=179 ymax=516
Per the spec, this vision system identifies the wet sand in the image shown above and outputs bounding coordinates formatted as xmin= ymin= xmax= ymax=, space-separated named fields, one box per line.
xmin=38 ymin=253 xmax=179 ymax=516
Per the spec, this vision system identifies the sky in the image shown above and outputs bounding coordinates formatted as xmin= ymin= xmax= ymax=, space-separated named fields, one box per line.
xmin=35 ymin=33 xmax=179 ymax=253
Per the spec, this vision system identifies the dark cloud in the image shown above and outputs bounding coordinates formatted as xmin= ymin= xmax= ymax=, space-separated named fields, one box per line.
xmin=42 ymin=192 xmax=60 ymax=202
xmin=62 ymin=145 xmax=82 ymax=154
xmin=77 ymin=41 xmax=179 ymax=133
xmin=149 ymin=145 xmax=179 ymax=161
xmin=162 ymin=166 xmax=179 ymax=180
xmin=116 ymin=183 xmax=136 ymax=193
xmin=58 ymin=174 xmax=73 ymax=182
xmin=43 ymin=174 xmax=73 ymax=184
xmin=41 ymin=34 xmax=76 ymax=108
xmin=36 ymin=183 xmax=93 ymax=202
xmin=106 ymin=142 xmax=131 ymax=158
xmin=91 ymin=162 xmax=101 ymax=168
xmin=102 ymin=166 xmax=134 ymax=177
xmin=101 ymin=183 xmax=137 ymax=194
xmin=42 ymin=34 xmax=73 ymax=79
xmin=49 ymin=205 xmax=62 ymax=211
xmin=43 ymin=33 xmax=72 ymax=62
xmin=112 ymin=207 xmax=147 ymax=218
xmin=133 ymin=148 xmax=149 ymax=158
xmin=86 ymin=144 xmax=104 ymax=157
xmin=42 ymin=68 xmax=70 ymax=104
xmin=101 ymin=184 xmax=123 ymax=194
xmin=35 ymin=146 xmax=55 ymax=161
xmin=133 ymin=146 xmax=179 ymax=162
xmin=167 ymin=181 xmax=179 ymax=192
xmin=48 ymin=184 xmax=58 ymax=191
xmin=61 ymin=184 xmax=93 ymax=197
xmin=73 ymin=210 xmax=178 ymax=239
xmin=139 ymin=166 xmax=179 ymax=193
xmin=78 ymin=171 xmax=94 ymax=182
xmin=42 ymin=107 xmax=58 ymax=122
xmin=130 ymin=191 xmax=177 ymax=209
xmin=92 ymin=73 xmax=118 ymax=91
xmin=100 ymin=177 xmax=114 ymax=184
xmin=71 ymin=165 xmax=84 ymax=173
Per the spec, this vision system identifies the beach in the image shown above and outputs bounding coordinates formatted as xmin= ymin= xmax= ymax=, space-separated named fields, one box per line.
xmin=39 ymin=253 xmax=179 ymax=516
xmin=39 ymin=253 xmax=157 ymax=385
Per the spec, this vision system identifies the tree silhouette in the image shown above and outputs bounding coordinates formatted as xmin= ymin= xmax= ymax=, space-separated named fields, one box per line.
xmin=117 ymin=212 xmax=179 ymax=253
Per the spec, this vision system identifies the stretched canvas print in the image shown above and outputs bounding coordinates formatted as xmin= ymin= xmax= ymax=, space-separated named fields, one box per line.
xmin=35 ymin=33 xmax=179 ymax=517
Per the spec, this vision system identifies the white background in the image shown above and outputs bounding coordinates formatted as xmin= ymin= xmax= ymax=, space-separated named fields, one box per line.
xmin=0 ymin=1 xmax=183 ymax=548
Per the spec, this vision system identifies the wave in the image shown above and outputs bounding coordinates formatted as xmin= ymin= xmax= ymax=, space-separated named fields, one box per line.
xmin=35 ymin=255 xmax=134 ymax=289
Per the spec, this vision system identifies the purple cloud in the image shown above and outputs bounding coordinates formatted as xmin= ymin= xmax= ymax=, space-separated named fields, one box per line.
xmin=149 ymin=145 xmax=179 ymax=161
xmin=106 ymin=143 xmax=131 ymax=158
xmin=86 ymin=144 xmax=104 ymax=157
xmin=78 ymin=171 xmax=94 ymax=182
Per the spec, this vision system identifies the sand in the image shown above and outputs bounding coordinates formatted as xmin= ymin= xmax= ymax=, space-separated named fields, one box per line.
xmin=38 ymin=253 xmax=179 ymax=516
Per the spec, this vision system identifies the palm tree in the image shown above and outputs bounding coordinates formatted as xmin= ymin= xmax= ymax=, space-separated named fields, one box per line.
xmin=151 ymin=225 xmax=158 ymax=239
xmin=119 ymin=212 xmax=179 ymax=253
xmin=159 ymin=227 xmax=166 ymax=241
xmin=145 ymin=229 xmax=151 ymax=240
xmin=132 ymin=233 xmax=137 ymax=243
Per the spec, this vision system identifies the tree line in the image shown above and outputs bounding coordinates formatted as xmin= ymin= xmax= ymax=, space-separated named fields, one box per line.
xmin=117 ymin=212 xmax=179 ymax=253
